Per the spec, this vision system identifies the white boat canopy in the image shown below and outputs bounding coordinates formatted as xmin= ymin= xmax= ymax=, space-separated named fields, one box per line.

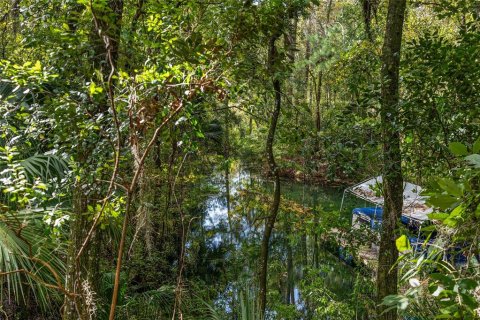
xmin=342 ymin=176 xmax=432 ymax=222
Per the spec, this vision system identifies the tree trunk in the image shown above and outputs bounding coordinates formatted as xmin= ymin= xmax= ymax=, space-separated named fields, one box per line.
xmin=315 ymin=71 xmax=322 ymax=133
xmin=301 ymin=233 xmax=308 ymax=266
xmin=304 ymin=18 xmax=311 ymax=103
xmin=259 ymin=33 xmax=282 ymax=319
xmin=313 ymin=214 xmax=319 ymax=269
xmin=284 ymin=210 xmax=294 ymax=305
xmin=90 ymin=0 xmax=124 ymax=78
xmin=64 ymin=183 xmax=91 ymax=320
xmin=376 ymin=0 xmax=407 ymax=319
xmin=362 ymin=0 xmax=374 ymax=41
xmin=285 ymin=11 xmax=297 ymax=122
xmin=64 ymin=1 xmax=124 ymax=319
xmin=326 ymin=0 xmax=334 ymax=25
xmin=224 ymin=99 xmax=234 ymax=243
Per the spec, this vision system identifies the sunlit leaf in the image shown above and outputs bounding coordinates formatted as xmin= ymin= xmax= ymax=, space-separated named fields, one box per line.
xmin=396 ymin=235 xmax=411 ymax=253
xmin=448 ymin=142 xmax=468 ymax=156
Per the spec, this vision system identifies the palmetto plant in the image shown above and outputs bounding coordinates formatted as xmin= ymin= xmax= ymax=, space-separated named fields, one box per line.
xmin=0 ymin=209 xmax=66 ymax=311
xmin=0 ymin=146 xmax=68 ymax=313
xmin=20 ymin=154 xmax=69 ymax=182
xmin=113 ymin=284 xmax=225 ymax=320
xmin=239 ymin=285 xmax=259 ymax=320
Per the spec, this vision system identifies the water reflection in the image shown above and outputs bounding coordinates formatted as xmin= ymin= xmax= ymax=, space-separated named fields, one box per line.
xmin=198 ymin=167 xmax=365 ymax=318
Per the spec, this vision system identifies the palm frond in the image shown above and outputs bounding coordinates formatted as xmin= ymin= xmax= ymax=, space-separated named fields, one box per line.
xmin=0 ymin=79 xmax=32 ymax=103
xmin=115 ymin=286 xmax=175 ymax=319
xmin=113 ymin=285 xmax=226 ymax=320
xmin=20 ymin=154 xmax=69 ymax=182
xmin=189 ymin=295 xmax=224 ymax=320
xmin=240 ymin=286 xmax=259 ymax=320
xmin=0 ymin=209 xmax=65 ymax=311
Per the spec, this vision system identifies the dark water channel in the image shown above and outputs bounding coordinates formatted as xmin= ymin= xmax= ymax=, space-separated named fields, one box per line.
xmin=197 ymin=166 xmax=367 ymax=319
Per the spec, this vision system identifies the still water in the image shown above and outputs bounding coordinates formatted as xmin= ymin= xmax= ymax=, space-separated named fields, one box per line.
xmin=195 ymin=167 xmax=369 ymax=319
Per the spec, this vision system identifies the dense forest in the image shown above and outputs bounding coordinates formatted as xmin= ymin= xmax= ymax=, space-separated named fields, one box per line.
xmin=0 ymin=0 xmax=479 ymax=319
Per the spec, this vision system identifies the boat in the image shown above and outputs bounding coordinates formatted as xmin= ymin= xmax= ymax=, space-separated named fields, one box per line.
xmin=338 ymin=176 xmax=432 ymax=267
xmin=339 ymin=176 xmax=474 ymax=267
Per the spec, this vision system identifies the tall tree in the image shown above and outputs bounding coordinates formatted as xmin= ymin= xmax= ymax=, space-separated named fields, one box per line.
xmin=258 ymin=30 xmax=282 ymax=318
xmin=361 ymin=0 xmax=377 ymax=41
xmin=64 ymin=1 xmax=124 ymax=319
xmin=376 ymin=0 xmax=407 ymax=319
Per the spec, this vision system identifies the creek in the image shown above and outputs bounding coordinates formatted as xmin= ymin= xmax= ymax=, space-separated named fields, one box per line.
xmin=192 ymin=165 xmax=369 ymax=318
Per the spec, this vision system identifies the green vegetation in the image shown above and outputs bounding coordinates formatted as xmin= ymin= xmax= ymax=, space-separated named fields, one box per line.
xmin=0 ymin=0 xmax=479 ymax=319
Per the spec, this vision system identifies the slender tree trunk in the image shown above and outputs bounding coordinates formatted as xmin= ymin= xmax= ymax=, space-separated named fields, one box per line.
xmin=301 ymin=234 xmax=308 ymax=266
xmin=283 ymin=210 xmax=294 ymax=305
xmin=362 ymin=0 xmax=374 ymax=41
xmin=62 ymin=5 xmax=90 ymax=319
xmin=315 ymin=71 xmax=322 ymax=133
xmin=64 ymin=183 xmax=90 ymax=320
xmin=376 ymin=0 xmax=407 ymax=319
xmin=64 ymin=0 xmax=123 ymax=317
xmin=10 ymin=0 xmax=20 ymax=35
xmin=64 ymin=1 xmax=124 ymax=319
xmin=130 ymin=132 xmax=154 ymax=253
xmin=259 ymin=33 xmax=282 ymax=319
xmin=311 ymin=193 xmax=319 ymax=270
xmin=286 ymin=235 xmax=294 ymax=304
xmin=90 ymin=0 xmax=124 ymax=78
xmin=326 ymin=0 xmax=334 ymax=25
xmin=224 ymin=99 xmax=234 ymax=243
xmin=305 ymin=17 xmax=311 ymax=104
xmin=313 ymin=214 xmax=319 ymax=269
xmin=325 ymin=85 xmax=330 ymax=108
xmin=284 ymin=11 xmax=297 ymax=96
xmin=164 ymin=123 xmax=178 ymax=225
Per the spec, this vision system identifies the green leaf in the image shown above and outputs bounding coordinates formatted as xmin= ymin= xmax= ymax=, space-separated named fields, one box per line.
xmin=442 ymin=205 xmax=464 ymax=227
xmin=448 ymin=142 xmax=468 ymax=156
xmin=460 ymin=292 xmax=478 ymax=310
xmin=0 ymin=210 xmax=65 ymax=310
xmin=449 ymin=205 xmax=464 ymax=218
xmin=430 ymin=273 xmax=454 ymax=287
xmin=20 ymin=154 xmax=68 ymax=181
xmin=32 ymin=60 xmax=42 ymax=72
xmin=465 ymin=154 xmax=480 ymax=168
xmin=88 ymin=81 xmax=103 ymax=96
xmin=381 ymin=295 xmax=410 ymax=311
xmin=437 ymin=178 xmax=463 ymax=197
xmin=428 ymin=194 xmax=458 ymax=210
xmin=427 ymin=212 xmax=449 ymax=221
xmin=473 ymin=136 xmax=480 ymax=153
xmin=458 ymin=279 xmax=477 ymax=291
xmin=89 ymin=82 xmax=96 ymax=95
xmin=396 ymin=235 xmax=411 ymax=253
xmin=420 ymin=225 xmax=436 ymax=232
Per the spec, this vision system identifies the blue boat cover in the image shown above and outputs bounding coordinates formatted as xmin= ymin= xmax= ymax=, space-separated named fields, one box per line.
xmin=352 ymin=207 xmax=383 ymax=219
xmin=351 ymin=208 xmax=476 ymax=263
xmin=352 ymin=207 xmax=414 ymax=229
